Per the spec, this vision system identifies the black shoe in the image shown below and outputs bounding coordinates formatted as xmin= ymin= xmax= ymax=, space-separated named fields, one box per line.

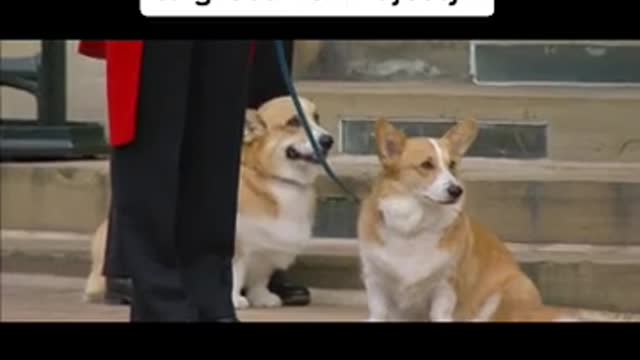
xmin=268 ymin=270 xmax=311 ymax=306
xmin=104 ymin=277 xmax=133 ymax=305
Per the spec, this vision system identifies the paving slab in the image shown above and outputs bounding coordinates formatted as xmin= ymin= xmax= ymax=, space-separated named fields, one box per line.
xmin=4 ymin=231 xmax=640 ymax=313
xmin=0 ymin=273 xmax=366 ymax=322
xmin=2 ymin=273 xmax=640 ymax=323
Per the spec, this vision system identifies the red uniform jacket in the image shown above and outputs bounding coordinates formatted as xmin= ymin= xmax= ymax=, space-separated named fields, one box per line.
xmin=78 ymin=41 xmax=257 ymax=147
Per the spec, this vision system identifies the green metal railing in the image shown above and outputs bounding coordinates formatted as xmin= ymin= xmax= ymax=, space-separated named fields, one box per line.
xmin=0 ymin=40 xmax=108 ymax=161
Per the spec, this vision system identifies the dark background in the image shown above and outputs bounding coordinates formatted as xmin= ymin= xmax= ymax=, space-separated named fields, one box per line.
xmin=1 ymin=1 xmax=637 ymax=39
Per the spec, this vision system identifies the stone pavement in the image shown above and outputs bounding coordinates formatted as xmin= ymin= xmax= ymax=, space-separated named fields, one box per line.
xmin=0 ymin=273 xmax=367 ymax=322
xmin=3 ymin=272 xmax=640 ymax=322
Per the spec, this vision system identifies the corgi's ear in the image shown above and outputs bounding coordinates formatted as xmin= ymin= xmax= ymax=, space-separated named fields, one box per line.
xmin=375 ymin=118 xmax=406 ymax=167
xmin=442 ymin=117 xmax=479 ymax=158
xmin=244 ymin=109 xmax=267 ymax=144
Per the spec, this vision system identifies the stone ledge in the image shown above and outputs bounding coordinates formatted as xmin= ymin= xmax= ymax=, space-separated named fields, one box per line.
xmin=3 ymin=230 xmax=640 ymax=313
xmin=314 ymin=156 xmax=640 ymax=245
xmin=298 ymin=81 xmax=640 ymax=162
xmin=6 ymin=231 xmax=639 ymax=267
xmin=8 ymin=155 xmax=640 ymax=182
xmin=324 ymin=155 xmax=640 ymax=187
xmin=297 ymin=80 xmax=640 ymax=101
xmin=290 ymin=239 xmax=640 ymax=313
xmin=2 ymin=272 xmax=637 ymax=322
xmin=2 ymin=159 xmax=640 ymax=245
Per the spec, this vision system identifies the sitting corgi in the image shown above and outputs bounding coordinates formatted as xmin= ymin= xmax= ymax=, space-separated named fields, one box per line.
xmin=356 ymin=118 xmax=578 ymax=322
xmin=232 ymin=96 xmax=333 ymax=308
xmin=84 ymin=96 xmax=334 ymax=309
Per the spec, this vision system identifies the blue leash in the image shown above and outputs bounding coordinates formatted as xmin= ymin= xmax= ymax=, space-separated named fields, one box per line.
xmin=273 ymin=40 xmax=359 ymax=202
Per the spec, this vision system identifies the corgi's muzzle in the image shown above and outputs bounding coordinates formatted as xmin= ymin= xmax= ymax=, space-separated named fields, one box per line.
xmin=285 ymin=134 xmax=334 ymax=164
xmin=423 ymin=180 xmax=465 ymax=205
xmin=431 ymin=183 xmax=464 ymax=205
xmin=446 ymin=184 xmax=464 ymax=201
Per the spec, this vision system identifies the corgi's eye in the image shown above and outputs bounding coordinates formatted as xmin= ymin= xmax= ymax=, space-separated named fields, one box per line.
xmin=287 ymin=117 xmax=300 ymax=127
xmin=421 ymin=160 xmax=434 ymax=170
xmin=449 ymin=160 xmax=457 ymax=170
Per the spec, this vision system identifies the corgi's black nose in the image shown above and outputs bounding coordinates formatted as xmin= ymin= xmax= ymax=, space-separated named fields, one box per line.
xmin=318 ymin=135 xmax=334 ymax=150
xmin=447 ymin=184 xmax=463 ymax=199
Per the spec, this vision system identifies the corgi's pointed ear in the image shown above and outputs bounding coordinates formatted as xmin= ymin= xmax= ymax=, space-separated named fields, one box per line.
xmin=442 ymin=116 xmax=479 ymax=158
xmin=244 ymin=109 xmax=267 ymax=144
xmin=375 ymin=118 xmax=406 ymax=167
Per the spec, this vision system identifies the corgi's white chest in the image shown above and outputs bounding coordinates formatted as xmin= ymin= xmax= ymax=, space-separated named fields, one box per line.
xmin=237 ymin=182 xmax=314 ymax=253
xmin=367 ymin=231 xmax=453 ymax=289
xmin=363 ymin=232 xmax=454 ymax=314
xmin=361 ymin=195 xmax=458 ymax=311
xmin=373 ymin=196 xmax=454 ymax=280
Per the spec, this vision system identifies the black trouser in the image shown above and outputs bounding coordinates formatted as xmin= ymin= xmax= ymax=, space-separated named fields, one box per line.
xmin=108 ymin=41 xmax=250 ymax=322
xmin=104 ymin=41 xmax=294 ymax=279
xmin=247 ymin=40 xmax=294 ymax=108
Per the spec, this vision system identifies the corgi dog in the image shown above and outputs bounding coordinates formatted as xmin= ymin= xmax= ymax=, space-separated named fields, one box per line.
xmin=232 ymin=96 xmax=333 ymax=308
xmin=356 ymin=118 xmax=578 ymax=322
xmin=84 ymin=96 xmax=334 ymax=309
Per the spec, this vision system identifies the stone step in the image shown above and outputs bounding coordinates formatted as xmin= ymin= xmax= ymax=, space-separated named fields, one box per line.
xmin=297 ymin=80 xmax=640 ymax=163
xmin=0 ymin=272 xmax=370 ymax=322
xmin=2 ymin=158 xmax=639 ymax=246
xmin=295 ymin=41 xmax=640 ymax=85
xmin=313 ymin=156 xmax=640 ymax=245
xmin=294 ymin=40 xmax=471 ymax=82
xmin=0 ymin=160 xmax=110 ymax=234
xmin=2 ymin=230 xmax=640 ymax=314
xmin=289 ymin=239 xmax=640 ymax=314
xmin=4 ymin=272 xmax=639 ymax=322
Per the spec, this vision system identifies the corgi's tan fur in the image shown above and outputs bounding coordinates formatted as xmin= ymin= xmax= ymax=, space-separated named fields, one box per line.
xmin=357 ymin=118 xmax=578 ymax=322
xmin=84 ymin=96 xmax=333 ymax=309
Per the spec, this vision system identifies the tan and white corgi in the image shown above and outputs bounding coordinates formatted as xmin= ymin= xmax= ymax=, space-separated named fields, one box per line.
xmin=357 ymin=118 xmax=578 ymax=322
xmin=232 ymin=96 xmax=333 ymax=308
xmin=84 ymin=96 xmax=334 ymax=309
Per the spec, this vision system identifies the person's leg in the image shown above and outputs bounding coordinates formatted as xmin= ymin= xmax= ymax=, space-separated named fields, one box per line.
xmin=105 ymin=40 xmax=309 ymax=312
xmin=247 ymin=40 xmax=311 ymax=306
xmin=174 ymin=40 xmax=251 ymax=321
xmin=102 ymin=201 xmax=133 ymax=305
xmin=110 ymin=40 xmax=196 ymax=322
xmin=103 ymin=196 xmax=128 ymax=278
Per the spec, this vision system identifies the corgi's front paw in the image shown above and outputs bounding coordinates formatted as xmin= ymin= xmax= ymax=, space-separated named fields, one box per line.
xmin=233 ymin=295 xmax=250 ymax=309
xmin=247 ymin=288 xmax=282 ymax=308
